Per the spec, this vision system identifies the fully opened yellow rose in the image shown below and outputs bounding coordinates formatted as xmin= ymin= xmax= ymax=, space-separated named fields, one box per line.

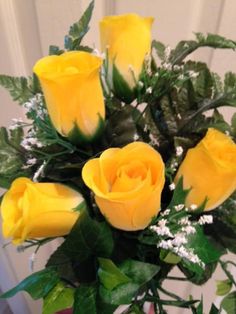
xmin=1 ymin=178 xmax=85 ymax=244
xmin=82 ymin=142 xmax=165 ymax=231
xmin=33 ymin=51 xmax=105 ymax=142
xmin=175 ymin=128 xmax=236 ymax=210
xmin=100 ymin=14 xmax=153 ymax=89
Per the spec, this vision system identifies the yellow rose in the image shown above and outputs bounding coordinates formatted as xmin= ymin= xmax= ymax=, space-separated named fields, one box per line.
xmin=175 ymin=128 xmax=236 ymax=210
xmin=1 ymin=177 xmax=85 ymax=244
xmin=100 ymin=13 xmax=153 ymax=89
xmin=33 ymin=51 xmax=105 ymax=142
xmin=82 ymin=142 xmax=165 ymax=231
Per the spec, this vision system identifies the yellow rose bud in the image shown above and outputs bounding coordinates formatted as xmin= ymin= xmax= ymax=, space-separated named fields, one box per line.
xmin=100 ymin=13 xmax=153 ymax=89
xmin=1 ymin=177 xmax=85 ymax=244
xmin=33 ymin=51 xmax=105 ymax=142
xmin=175 ymin=128 xmax=236 ymax=210
xmin=82 ymin=142 xmax=165 ymax=231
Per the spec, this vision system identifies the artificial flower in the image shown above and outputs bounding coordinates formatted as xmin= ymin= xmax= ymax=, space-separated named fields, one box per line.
xmin=175 ymin=128 xmax=236 ymax=210
xmin=1 ymin=177 xmax=84 ymax=244
xmin=33 ymin=51 xmax=105 ymax=142
xmin=82 ymin=142 xmax=165 ymax=231
xmin=100 ymin=13 xmax=153 ymax=89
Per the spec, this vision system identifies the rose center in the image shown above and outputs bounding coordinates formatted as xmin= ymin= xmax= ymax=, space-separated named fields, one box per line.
xmin=111 ymin=160 xmax=147 ymax=193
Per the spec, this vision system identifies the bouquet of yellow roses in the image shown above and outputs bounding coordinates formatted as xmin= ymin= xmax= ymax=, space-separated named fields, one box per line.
xmin=0 ymin=1 xmax=236 ymax=313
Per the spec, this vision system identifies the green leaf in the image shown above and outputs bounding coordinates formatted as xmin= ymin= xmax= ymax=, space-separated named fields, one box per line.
xmin=152 ymin=40 xmax=166 ymax=61
xmin=204 ymin=109 xmax=231 ymax=134
xmin=0 ymin=75 xmax=33 ymax=104
xmin=43 ymin=282 xmax=74 ymax=314
xmin=159 ymin=95 xmax=178 ymax=135
xmin=231 ymin=113 xmax=236 ymax=137
xmin=170 ymin=33 xmax=236 ymax=65
xmin=0 ymin=268 xmax=59 ymax=300
xmin=105 ymin=105 xmax=138 ymax=147
xmin=125 ymin=304 xmax=145 ymax=314
xmin=99 ymin=260 xmax=159 ymax=306
xmin=221 ymin=291 xmax=236 ymax=314
xmin=196 ymin=299 xmax=203 ymax=314
xmin=216 ymin=279 xmax=232 ymax=296
xmin=98 ymin=258 xmax=131 ymax=291
xmin=73 ymin=284 xmax=97 ymax=314
xmin=99 ymin=282 xmax=140 ymax=306
xmin=209 ymin=304 xmax=220 ymax=314
xmin=224 ymin=72 xmax=236 ymax=93
xmin=186 ymin=226 xmax=222 ymax=265
xmin=62 ymin=209 xmax=114 ymax=262
xmin=169 ymin=177 xmax=190 ymax=208
xmin=160 ymin=250 xmax=182 ymax=264
xmin=49 ymin=45 xmax=64 ymax=55
xmin=196 ymin=33 xmax=236 ymax=49
xmin=209 ymin=193 xmax=236 ymax=253
xmin=0 ymin=127 xmax=28 ymax=188
xmin=64 ymin=0 xmax=94 ymax=50
xmin=119 ymin=260 xmax=160 ymax=285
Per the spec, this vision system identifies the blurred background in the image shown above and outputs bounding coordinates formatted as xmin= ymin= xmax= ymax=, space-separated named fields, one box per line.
xmin=0 ymin=0 xmax=235 ymax=313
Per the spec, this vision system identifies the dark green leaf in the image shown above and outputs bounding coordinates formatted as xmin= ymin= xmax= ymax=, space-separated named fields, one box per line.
xmin=126 ymin=304 xmax=145 ymax=314
xmin=209 ymin=304 xmax=220 ymax=314
xmin=0 ymin=75 xmax=33 ymax=104
xmin=0 ymin=127 xmax=28 ymax=188
xmin=119 ymin=260 xmax=160 ymax=285
xmin=99 ymin=282 xmax=140 ymax=305
xmin=196 ymin=33 xmax=236 ymax=49
xmin=186 ymin=226 xmax=222 ymax=264
xmin=196 ymin=299 xmax=203 ymax=314
xmin=0 ymin=268 xmax=59 ymax=300
xmin=231 ymin=113 xmax=236 ymax=137
xmin=64 ymin=1 xmax=94 ymax=50
xmin=49 ymin=45 xmax=64 ymax=55
xmin=62 ymin=209 xmax=114 ymax=261
xmin=105 ymin=105 xmax=137 ymax=147
xmin=98 ymin=258 xmax=131 ymax=290
xmin=209 ymin=193 xmax=236 ymax=253
xmin=152 ymin=40 xmax=166 ymax=61
xmin=43 ymin=282 xmax=74 ymax=314
xmin=169 ymin=177 xmax=190 ymax=208
xmin=221 ymin=291 xmax=236 ymax=314
xmin=224 ymin=72 xmax=236 ymax=93
xmin=99 ymin=260 xmax=159 ymax=306
xmin=159 ymin=96 xmax=178 ymax=135
xmin=170 ymin=33 xmax=236 ymax=65
xmin=73 ymin=284 xmax=97 ymax=314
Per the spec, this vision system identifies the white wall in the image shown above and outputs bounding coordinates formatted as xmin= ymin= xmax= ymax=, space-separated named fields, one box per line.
xmin=0 ymin=1 xmax=235 ymax=313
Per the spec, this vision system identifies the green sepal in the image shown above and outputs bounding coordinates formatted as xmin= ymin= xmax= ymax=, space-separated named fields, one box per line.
xmin=67 ymin=115 xmax=105 ymax=145
xmin=112 ymin=64 xmax=135 ymax=104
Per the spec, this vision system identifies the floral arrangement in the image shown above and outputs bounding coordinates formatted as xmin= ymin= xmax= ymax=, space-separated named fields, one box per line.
xmin=0 ymin=1 xmax=236 ymax=313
